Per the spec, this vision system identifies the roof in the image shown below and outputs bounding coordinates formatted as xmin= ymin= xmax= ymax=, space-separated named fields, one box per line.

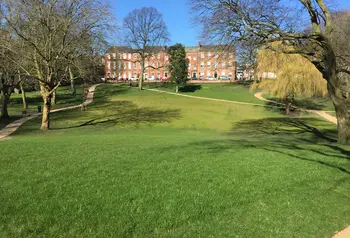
xmin=106 ymin=44 xmax=235 ymax=54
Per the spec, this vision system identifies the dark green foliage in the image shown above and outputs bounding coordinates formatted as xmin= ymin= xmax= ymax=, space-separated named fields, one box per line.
xmin=167 ymin=43 xmax=189 ymax=91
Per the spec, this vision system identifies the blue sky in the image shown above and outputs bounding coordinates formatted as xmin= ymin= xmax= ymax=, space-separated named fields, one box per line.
xmin=111 ymin=0 xmax=350 ymax=47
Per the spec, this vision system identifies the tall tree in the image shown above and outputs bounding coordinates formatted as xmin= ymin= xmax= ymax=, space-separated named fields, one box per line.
xmin=2 ymin=0 xmax=114 ymax=130
xmin=168 ymin=43 xmax=189 ymax=93
xmin=123 ymin=7 xmax=170 ymax=90
xmin=191 ymin=0 xmax=350 ymax=143
xmin=252 ymin=43 xmax=327 ymax=114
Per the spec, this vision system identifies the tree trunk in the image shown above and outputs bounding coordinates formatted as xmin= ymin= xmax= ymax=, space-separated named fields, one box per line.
xmin=69 ymin=67 xmax=76 ymax=96
xmin=0 ymin=94 xmax=9 ymax=119
xmin=40 ymin=86 xmax=52 ymax=130
xmin=20 ymin=80 xmax=28 ymax=112
xmin=139 ymin=67 xmax=144 ymax=90
xmin=175 ymin=85 xmax=179 ymax=93
xmin=71 ymin=79 xmax=76 ymax=96
xmin=284 ymin=98 xmax=291 ymax=115
xmin=328 ymin=77 xmax=350 ymax=144
xmin=51 ymin=90 xmax=56 ymax=106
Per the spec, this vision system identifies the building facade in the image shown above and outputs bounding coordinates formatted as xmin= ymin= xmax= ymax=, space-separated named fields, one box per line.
xmin=104 ymin=42 xmax=236 ymax=82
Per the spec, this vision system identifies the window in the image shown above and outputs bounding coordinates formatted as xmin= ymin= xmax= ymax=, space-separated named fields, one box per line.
xmin=128 ymin=62 xmax=131 ymax=70
xmin=112 ymin=53 xmax=116 ymax=59
xmin=107 ymin=54 xmax=111 ymax=59
xmin=152 ymin=62 xmax=155 ymax=68
xmin=207 ymin=72 xmax=211 ymax=77
xmin=113 ymin=62 xmax=116 ymax=69
xmin=158 ymin=62 xmax=160 ymax=68
xmin=194 ymin=56 xmax=197 ymax=60
xmin=133 ymin=73 xmax=137 ymax=77
xmin=128 ymin=54 xmax=131 ymax=59
xmin=201 ymin=53 xmax=204 ymax=59
xmin=188 ymin=63 xmax=191 ymax=70
xmin=151 ymin=73 xmax=154 ymax=78
xmin=133 ymin=53 xmax=137 ymax=58
xmin=207 ymin=52 xmax=211 ymax=58
xmin=214 ymin=62 xmax=218 ymax=69
xmin=145 ymin=62 xmax=148 ymax=68
xmin=222 ymin=62 xmax=226 ymax=68
xmin=223 ymin=53 xmax=226 ymax=58
xmin=221 ymin=72 xmax=226 ymax=76
xmin=107 ymin=62 xmax=111 ymax=69
xmin=134 ymin=62 xmax=137 ymax=69
xmin=229 ymin=53 xmax=233 ymax=58
xmin=123 ymin=53 xmax=126 ymax=59
xmin=157 ymin=73 xmax=160 ymax=78
xmin=215 ymin=54 xmax=219 ymax=58
xmin=207 ymin=62 xmax=211 ymax=68
xmin=200 ymin=72 xmax=204 ymax=77
xmin=157 ymin=54 xmax=160 ymax=59
xmin=188 ymin=56 xmax=191 ymax=60
xmin=200 ymin=61 xmax=204 ymax=68
xmin=128 ymin=72 xmax=131 ymax=78
xmin=165 ymin=55 xmax=168 ymax=61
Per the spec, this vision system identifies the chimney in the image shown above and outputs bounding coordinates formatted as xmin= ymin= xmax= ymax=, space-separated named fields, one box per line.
xmin=198 ymin=41 xmax=201 ymax=48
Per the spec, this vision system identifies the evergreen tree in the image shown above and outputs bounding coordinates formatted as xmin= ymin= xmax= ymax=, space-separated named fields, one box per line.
xmin=167 ymin=43 xmax=189 ymax=93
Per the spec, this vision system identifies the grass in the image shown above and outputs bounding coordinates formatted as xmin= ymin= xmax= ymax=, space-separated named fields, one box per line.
xmin=0 ymin=85 xmax=85 ymax=129
xmin=0 ymin=84 xmax=349 ymax=237
xmin=146 ymin=82 xmax=265 ymax=104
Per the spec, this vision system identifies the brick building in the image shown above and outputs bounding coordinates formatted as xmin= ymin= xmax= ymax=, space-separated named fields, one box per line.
xmin=104 ymin=42 xmax=236 ymax=82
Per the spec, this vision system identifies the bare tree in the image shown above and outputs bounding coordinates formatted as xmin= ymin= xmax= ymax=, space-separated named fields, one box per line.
xmin=2 ymin=0 xmax=114 ymax=130
xmin=123 ymin=7 xmax=170 ymax=90
xmin=191 ymin=0 xmax=350 ymax=144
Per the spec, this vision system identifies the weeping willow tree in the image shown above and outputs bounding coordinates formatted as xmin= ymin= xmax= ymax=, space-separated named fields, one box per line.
xmin=252 ymin=44 xmax=327 ymax=114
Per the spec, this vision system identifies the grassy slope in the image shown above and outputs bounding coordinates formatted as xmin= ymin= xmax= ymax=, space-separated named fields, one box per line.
xmin=146 ymin=83 xmax=265 ymax=105
xmin=146 ymin=82 xmax=343 ymax=112
xmin=0 ymin=85 xmax=85 ymax=129
xmin=0 ymin=84 xmax=349 ymax=237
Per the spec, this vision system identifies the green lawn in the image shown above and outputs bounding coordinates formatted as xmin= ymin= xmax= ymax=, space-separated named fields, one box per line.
xmin=146 ymin=82 xmax=265 ymax=105
xmin=0 ymin=84 xmax=349 ymax=237
xmin=0 ymin=85 xmax=85 ymax=129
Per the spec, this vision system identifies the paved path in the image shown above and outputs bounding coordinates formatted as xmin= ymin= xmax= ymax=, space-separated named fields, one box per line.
xmin=254 ymin=92 xmax=337 ymax=125
xmin=0 ymin=84 xmax=99 ymax=140
xmin=333 ymin=226 xmax=350 ymax=238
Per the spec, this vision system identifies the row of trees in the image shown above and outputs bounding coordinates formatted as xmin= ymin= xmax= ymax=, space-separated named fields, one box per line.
xmin=0 ymin=0 xmax=114 ymax=129
xmin=191 ymin=0 xmax=350 ymax=144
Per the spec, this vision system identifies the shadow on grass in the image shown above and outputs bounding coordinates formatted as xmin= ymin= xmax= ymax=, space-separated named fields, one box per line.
xmin=0 ymin=116 xmax=22 ymax=130
xmin=91 ymin=84 xmax=131 ymax=103
xmin=265 ymin=96 xmax=333 ymax=111
xmin=52 ymin=100 xmax=181 ymax=130
xmin=179 ymin=85 xmax=202 ymax=93
xmin=180 ymin=117 xmax=349 ymax=175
